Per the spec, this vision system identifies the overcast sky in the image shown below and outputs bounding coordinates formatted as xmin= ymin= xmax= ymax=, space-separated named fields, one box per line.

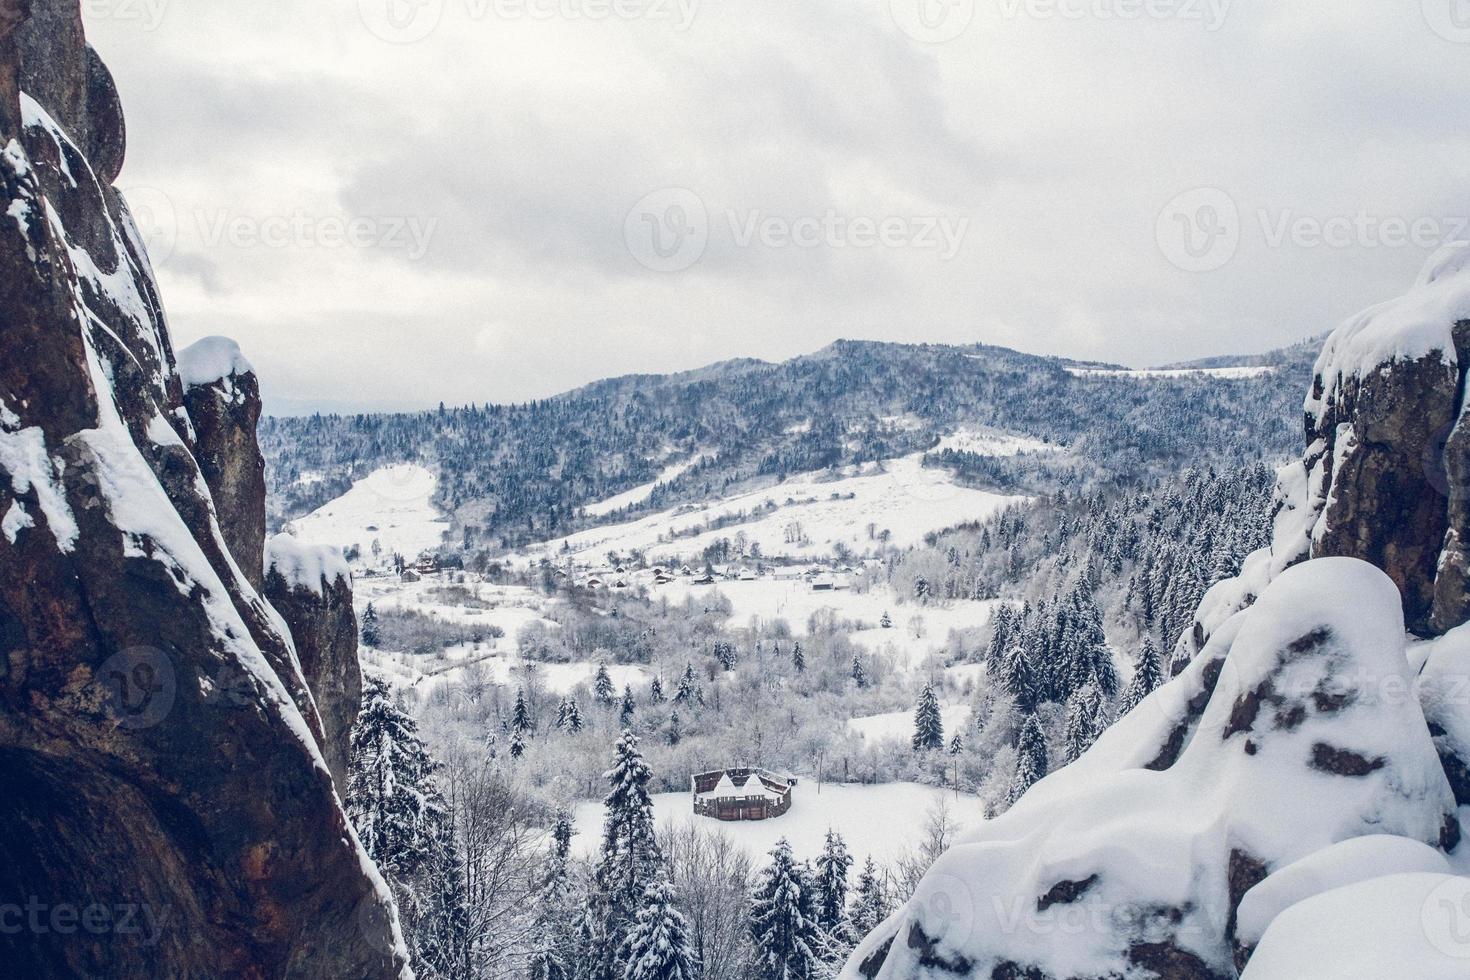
xmin=85 ymin=0 xmax=1470 ymax=413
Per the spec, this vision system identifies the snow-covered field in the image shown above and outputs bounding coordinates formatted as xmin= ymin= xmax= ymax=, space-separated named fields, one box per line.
xmin=1065 ymin=366 xmax=1275 ymax=380
xmin=572 ymin=782 xmax=981 ymax=867
xmin=584 ymin=455 xmax=704 ymax=517
xmin=534 ymin=452 xmax=1027 ymax=565
xmin=287 ymin=463 xmax=448 ymax=562
xmin=848 ymin=703 xmax=973 ymax=743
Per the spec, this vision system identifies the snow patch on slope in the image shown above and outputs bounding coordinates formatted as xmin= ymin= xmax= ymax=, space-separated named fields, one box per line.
xmin=288 ymin=464 xmax=448 ymax=563
xmin=266 ymin=533 xmax=352 ymax=595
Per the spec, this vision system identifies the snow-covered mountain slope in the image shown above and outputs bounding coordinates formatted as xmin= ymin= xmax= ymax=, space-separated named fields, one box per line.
xmin=530 ymin=450 xmax=1029 ymax=564
xmin=286 ymin=463 xmax=449 ymax=562
xmin=846 ymin=247 xmax=1470 ymax=980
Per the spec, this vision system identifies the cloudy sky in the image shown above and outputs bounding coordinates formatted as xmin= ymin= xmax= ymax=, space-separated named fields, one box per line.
xmin=86 ymin=0 xmax=1470 ymax=413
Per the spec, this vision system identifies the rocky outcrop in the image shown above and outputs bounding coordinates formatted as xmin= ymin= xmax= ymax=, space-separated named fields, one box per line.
xmin=843 ymin=560 xmax=1458 ymax=980
xmin=179 ymin=337 xmax=268 ymax=592
xmin=265 ymin=533 xmax=363 ymax=789
xmin=0 ymin=4 xmax=406 ymax=977
xmin=1178 ymin=246 xmax=1470 ymax=665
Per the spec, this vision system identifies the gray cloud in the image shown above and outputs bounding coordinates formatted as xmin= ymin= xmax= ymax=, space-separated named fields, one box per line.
xmin=83 ymin=0 xmax=1470 ymax=410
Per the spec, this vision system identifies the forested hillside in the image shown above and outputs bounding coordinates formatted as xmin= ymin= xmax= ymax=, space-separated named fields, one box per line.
xmin=261 ymin=338 xmax=1316 ymax=552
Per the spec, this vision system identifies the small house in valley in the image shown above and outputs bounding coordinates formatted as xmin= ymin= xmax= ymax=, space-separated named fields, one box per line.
xmin=691 ymin=767 xmax=793 ymax=821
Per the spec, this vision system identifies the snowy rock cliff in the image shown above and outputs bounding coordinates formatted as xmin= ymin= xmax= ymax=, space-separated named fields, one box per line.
xmin=179 ymin=336 xmax=268 ymax=592
xmin=0 ymin=4 xmax=407 ymax=977
xmin=265 ymin=533 xmax=363 ymax=789
xmin=845 ymin=250 xmax=1470 ymax=979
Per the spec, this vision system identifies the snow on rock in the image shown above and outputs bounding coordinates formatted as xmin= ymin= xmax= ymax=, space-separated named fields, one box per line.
xmin=1235 ymin=835 xmax=1452 ymax=948
xmin=1241 ymin=873 xmax=1470 ymax=980
xmin=266 ymin=532 xmax=352 ymax=595
xmin=176 ymin=335 xmax=255 ymax=388
xmin=844 ymin=558 xmax=1458 ymax=980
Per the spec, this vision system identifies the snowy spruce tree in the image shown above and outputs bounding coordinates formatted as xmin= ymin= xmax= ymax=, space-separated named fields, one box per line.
xmin=593 ymin=730 xmax=665 ymax=977
xmin=620 ymin=686 xmax=637 ymax=727
xmin=949 ymin=732 xmax=965 ymax=756
xmin=813 ymin=830 xmax=852 ymax=936
xmin=361 ymin=602 xmax=381 ymax=646
xmin=912 ymin=683 xmax=945 ymax=752
xmin=674 ymin=663 xmax=700 ymax=705
xmin=346 ymin=675 xmax=469 ymax=979
xmin=529 ymin=812 xmax=578 ymax=980
xmin=595 ymin=660 xmax=617 ymax=705
xmin=1062 ymin=682 xmax=1106 ymax=764
xmin=848 ymin=858 xmax=889 ymax=938
xmin=1118 ymin=637 xmax=1164 ymax=716
xmin=1006 ymin=714 xmax=1049 ymax=809
xmin=619 ymin=879 xmax=700 ymax=980
xmin=649 ymin=674 xmax=666 ymax=703
xmin=851 ymin=655 xmax=868 ymax=689
xmin=513 ymin=687 xmax=533 ymax=736
xmin=666 ymin=709 xmax=681 ymax=747
xmin=750 ymin=839 xmax=821 ymax=980
xmin=792 ymin=642 xmax=806 ymax=674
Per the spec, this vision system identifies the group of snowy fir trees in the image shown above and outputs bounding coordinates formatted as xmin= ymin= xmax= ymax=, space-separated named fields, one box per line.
xmin=977 ymin=581 xmax=1165 ymax=811
xmin=346 ymin=675 xmax=471 ymax=978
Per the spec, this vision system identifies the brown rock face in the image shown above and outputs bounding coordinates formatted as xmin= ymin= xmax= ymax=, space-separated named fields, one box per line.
xmin=0 ymin=4 xmax=406 ymax=977
xmin=265 ymin=537 xmax=363 ymax=789
xmin=1305 ymin=338 xmax=1468 ymax=636
xmin=182 ymin=356 xmax=268 ymax=592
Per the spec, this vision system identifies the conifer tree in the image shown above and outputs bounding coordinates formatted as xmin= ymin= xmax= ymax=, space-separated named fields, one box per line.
xmin=1006 ymin=715 xmax=1049 ymax=809
xmin=666 ymin=709 xmax=681 ymax=747
xmin=813 ymin=830 xmax=853 ymax=936
xmin=595 ymin=661 xmax=617 ymax=706
xmin=674 ymin=663 xmax=699 ymax=705
xmin=792 ymin=642 xmax=806 ymax=674
xmin=851 ymin=655 xmax=867 ymax=689
xmin=949 ymin=732 xmax=965 ymax=756
xmin=619 ymin=879 xmax=700 ymax=980
xmin=749 ymin=839 xmax=820 ymax=980
xmin=912 ymin=683 xmax=945 ymax=751
xmin=848 ymin=858 xmax=889 ymax=938
xmin=880 ymin=610 xmax=893 ymax=629
xmin=510 ymin=730 xmax=526 ymax=760
xmin=361 ymin=602 xmax=381 ymax=646
xmin=513 ymin=687 xmax=532 ymax=736
xmin=1061 ymin=682 xmax=1105 ymax=764
xmin=649 ymin=674 xmax=666 ymax=704
xmin=596 ymin=731 xmax=664 ymax=947
xmin=1118 ymin=637 xmax=1164 ymax=716
xmin=620 ymin=686 xmax=637 ymax=727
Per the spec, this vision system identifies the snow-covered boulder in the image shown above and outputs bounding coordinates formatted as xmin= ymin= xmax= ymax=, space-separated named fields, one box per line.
xmin=844 ymin=558 xmax=1458 ymax=980
xmin=1241 ymin=873 xmax=1470 ymax=980
xmin=1234 ymin=835 xmax=1452 ymax=949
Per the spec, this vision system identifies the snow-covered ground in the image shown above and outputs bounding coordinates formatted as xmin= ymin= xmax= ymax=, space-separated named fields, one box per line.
xmin=1065 ymin=366 xmax=1275 ymax=380
xmin=848 ymin=703 xmax=973 ymax=743
xmin=584 ymin=455 xmax=704 ymax=517
xmin=287 ymin=463 xmax=448 ymax=563
xmin=572 ymin=782 xmax=980 ymax=867
xmin=532 ymin=452 xmax=1027 ymax=565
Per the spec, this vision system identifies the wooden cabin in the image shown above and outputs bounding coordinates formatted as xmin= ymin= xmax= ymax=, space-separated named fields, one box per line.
xmin=691 ymin=767 xmax=793 ymax=821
